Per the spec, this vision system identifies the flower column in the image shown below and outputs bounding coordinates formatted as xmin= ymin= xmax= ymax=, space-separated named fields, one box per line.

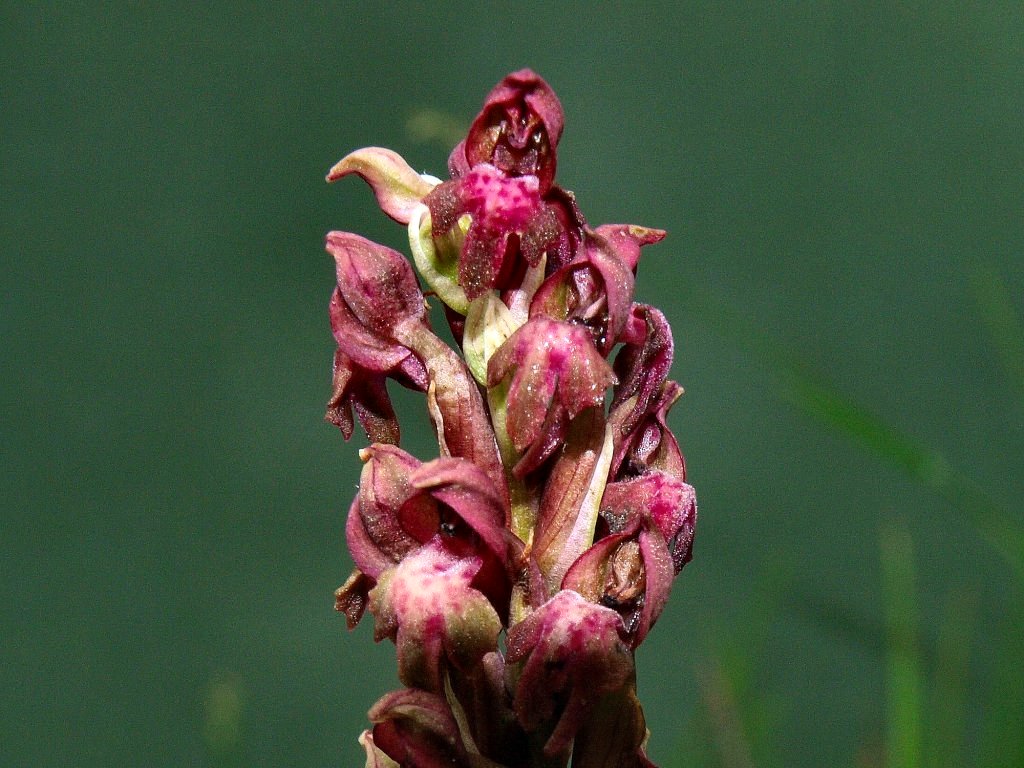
xmin=325 ymin=69 xmax=697 ymax=768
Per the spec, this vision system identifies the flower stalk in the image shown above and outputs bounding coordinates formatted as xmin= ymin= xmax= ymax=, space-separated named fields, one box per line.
xmin=325 ymin=70 xmax=697 ymax=768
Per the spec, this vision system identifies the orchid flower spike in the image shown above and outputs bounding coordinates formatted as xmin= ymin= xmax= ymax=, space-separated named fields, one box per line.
xmin=322 ymin=69 xmax=697 ymax=768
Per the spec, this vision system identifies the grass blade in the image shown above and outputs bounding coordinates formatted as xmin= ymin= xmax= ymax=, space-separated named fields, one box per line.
xmin=880 ymin=521 xmax=923 ymax=768
xmin=928 ymin=586 xmax=974 ymax=768
xmin=968 ymin=261 xmax=1024 ymax=403
xmin=698 ymin=656 xmax=757 ymax=768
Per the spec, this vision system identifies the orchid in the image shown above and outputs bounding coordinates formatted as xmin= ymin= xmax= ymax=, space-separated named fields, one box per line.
xmin=322 ymin=69 xmax=697 ymax=767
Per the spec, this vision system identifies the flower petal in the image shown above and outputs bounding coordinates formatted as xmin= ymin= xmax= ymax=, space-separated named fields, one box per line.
xmin=425 ymin=165 xmax=553 ymax=300
xmin=367 ymin=688 xmax=465 ymax=768
xmin=410 ymin=457 xmax=520 ymax=570
xmin=325 ymin=347 xmax=402 ymax=444
xmin=327 ymin=147 xmax=438 ymax=225
xmin=335 ymin=568 xmax=375 ymax=630
xmin=592 ymin=223 xmax=666 ymax=271
xmin=327 ymin=231 xmax=426 ymax=337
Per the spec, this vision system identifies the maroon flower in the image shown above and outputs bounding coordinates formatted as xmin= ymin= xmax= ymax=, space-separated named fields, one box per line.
xmin=369 ymin=536 xmax=503 ymax=692
xmin=344 ymin=445 xmax=424 ymax=581
xmin=323 ymin=232 xmax=429 ymax=445
xmin=563 ymin=471 xmax=697 ymax=646
xmin=326 ymin=231 xmax=507 ymax=496
xmin=529 ymin=230 xmax=638 ymax=355
xmin=611 ymin=304 xmax=674 ymax=438
xmin=487 ymin=317 xmax=616 ymax=470
xmin=610 ymin=379 xmax=688 ymax=482
xmin=345 ymin=446 xmax=518 ymax=592
xmin=505 ymin=589 xmax=634 ymax=761
xmin=462 ymin=68 xmax=564 ymax=192
xmin=425 ymin=163 xmax=564 ymax=300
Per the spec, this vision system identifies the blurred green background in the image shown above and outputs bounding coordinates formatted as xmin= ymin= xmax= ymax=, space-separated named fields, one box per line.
xmin=3 ymin=3 xmax=1022 ymax=767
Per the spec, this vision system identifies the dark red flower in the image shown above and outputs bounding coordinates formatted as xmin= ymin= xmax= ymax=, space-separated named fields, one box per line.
xmin=345 ymin=446 xmax=519 ymax=589
xmin=611 ymin=304 xmax=674 ymax=438
xmin=369 ymin=537 xmax=503 ymax=691
xmin=424 ymin=163 xmax=564 ymax=300
xmin=530 ymin=230 xmax=638 ymax=355
xmin=563 ymin=471 xmax=697 ymax=646
xmin=463 ymin=68 xmax=564 ymax=192
xmin=506 ymin=589 xmax=634 ymax=761
xmin=487 ymin=317 xmax=616 ymax=468
xmin=323 ymin=232 xmax=430 ymax=445
xmin=610 ymin=379 xmax=688 ymax=482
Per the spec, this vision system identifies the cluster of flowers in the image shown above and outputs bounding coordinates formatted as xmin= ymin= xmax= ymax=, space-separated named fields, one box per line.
xmin=325 ymin=70 xmax=697 ymax=768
